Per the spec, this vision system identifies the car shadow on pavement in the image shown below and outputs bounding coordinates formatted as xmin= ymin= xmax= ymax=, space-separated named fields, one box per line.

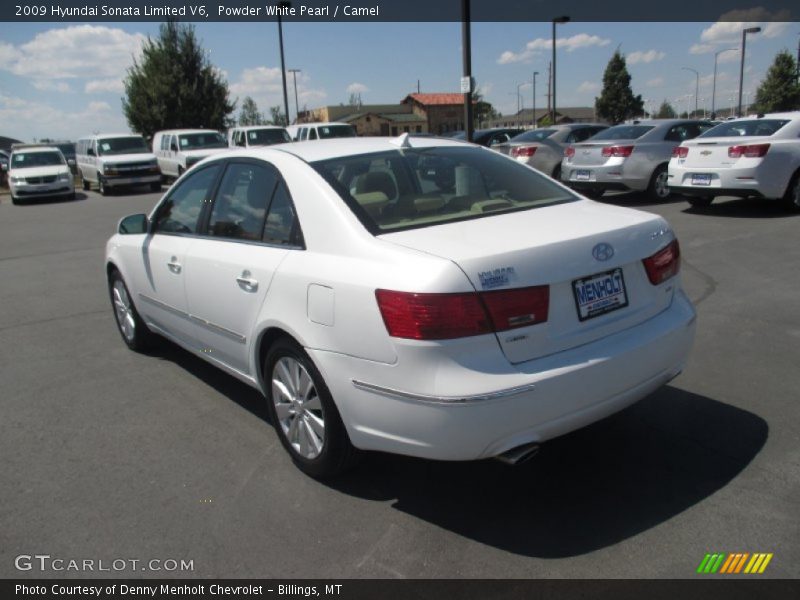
xmin=9 ymin=192 xmax=87 ymax=205
xmin=681 ymin=197 xmax=799 ymax=219
xmin=597 ymin=191 xmax=687 ymax=206
xmin=328 ymin=385 xmax=768 ymax=558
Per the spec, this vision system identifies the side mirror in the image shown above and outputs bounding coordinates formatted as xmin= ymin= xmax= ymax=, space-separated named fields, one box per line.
xmin=87 ymin=148 xmax=95 ymax=156
xmin=170 ymin=143 xmax=178 ymax=152
xmin=118 ymin=213 xmax=149 ymax=235
xmin=67 ymin=159 xmax=75 ymax=167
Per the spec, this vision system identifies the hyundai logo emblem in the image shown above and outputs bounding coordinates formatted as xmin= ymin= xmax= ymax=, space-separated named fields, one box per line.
xmin=592 ymin=242 xmax=614 ymax=261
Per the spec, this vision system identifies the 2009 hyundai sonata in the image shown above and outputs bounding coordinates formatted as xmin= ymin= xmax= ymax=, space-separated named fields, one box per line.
xmin=106 ymin=135 xmax=696 ymax=477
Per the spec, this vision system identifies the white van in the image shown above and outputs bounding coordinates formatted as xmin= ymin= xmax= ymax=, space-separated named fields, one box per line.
xmin=295 ymin=122 xmax=356 ymax=141
xmin=152 ymin=129 xmax=229 ymax=179
xmin=76 ymin=134 xmax=161 ymax=195
xmin=228 ymin=126 xmax=292 ymax=148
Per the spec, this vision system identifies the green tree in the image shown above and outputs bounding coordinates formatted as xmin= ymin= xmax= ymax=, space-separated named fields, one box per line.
xmin=656 ymin=100 xmax=677 ymax=119
xmin=751 ymin=50 xmax=800 ymax=114
xmin=594 ymin=51 xmax=644 ymax=124
xmin=239 ymin=96 xmax=264 ymax=126
xmin=269 ymin=105 xmax=287 ymax=126
xmin=123 ymin=21 xmax=235 ymax=138
xmin=472 ymin=84 xmax=500 ymax=128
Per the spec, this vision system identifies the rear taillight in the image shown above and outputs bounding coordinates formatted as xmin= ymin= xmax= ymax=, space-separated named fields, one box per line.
xmin=642 ymin=239 xmax=680 ymax=285
xmin=601 ymin=145 xmax=634 ymax=158
xmin=728 ymin=143 xmax=770 ymax=158
xmin=672 ymin=146 xmax=689 ymax=158
xmin=375 ymin=286 xmax=550 ymax=340
xmin=564 ymin=146 xmax=575 ymax=158
xmin=511 ymin=146 xmax=537 ymax=158
xmin=481 ymin=286 xmax=549 ymax=331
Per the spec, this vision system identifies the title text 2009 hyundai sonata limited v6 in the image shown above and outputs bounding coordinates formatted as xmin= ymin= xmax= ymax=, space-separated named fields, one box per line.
xmin=105 ymin=135 xmax=696 ymax=478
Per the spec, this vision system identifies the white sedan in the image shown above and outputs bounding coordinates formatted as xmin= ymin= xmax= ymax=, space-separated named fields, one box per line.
xmin=106 ymin=135 xmax=696 ymax=478
xmin=668 ymin=112 xmax=800 ymax=210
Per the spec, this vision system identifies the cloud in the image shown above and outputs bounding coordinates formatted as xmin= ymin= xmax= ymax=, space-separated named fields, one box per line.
xmin=689 ymin=43 xmax=715 ymax=55
xmin=498 ymin=33 xmax=610 ymax=64
xmin=0 ymin=95 xmax=128 ymax=141
xmin=0 ymin=25 xmax=145 ymax=80
xmin=346 ymin=82 xmax=369 ymax=95
xmin=646 ymin=77 xmax=665 ymax=87
xmin=84 ymin=78 xmax=124 ymax=94
xmin=230 ymin=66 xmax=327 ymax=113
xmin=627 ymin=50 xmax=665 ymax=65
xmin=32 ymin=80 xmax=72 ymax=93
xmin=577 ymin=81 xmax=600 ymax=93
xmin=700 ymin=9 xmax=791 ymax=44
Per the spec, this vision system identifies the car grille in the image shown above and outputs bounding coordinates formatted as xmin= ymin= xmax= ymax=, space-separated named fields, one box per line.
xmin=26 ymin=175 xmax=58 ymax=184
xmin=113 ymin=163 xmax=157 ymax=177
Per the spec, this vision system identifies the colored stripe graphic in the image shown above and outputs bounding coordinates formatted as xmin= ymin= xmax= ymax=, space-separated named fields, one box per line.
xmin=701 ymin=552 xmax=773 ymax=574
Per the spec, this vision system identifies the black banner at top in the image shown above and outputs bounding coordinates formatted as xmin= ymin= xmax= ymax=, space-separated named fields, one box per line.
xmin=1 ymin=0 xmax=798 ymax=22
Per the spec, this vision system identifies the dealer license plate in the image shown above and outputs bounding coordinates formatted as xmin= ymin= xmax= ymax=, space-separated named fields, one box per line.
xmin=691 ymin=173 xmax=711 ymax=186
xmin=572 ymin=268 xmax=628 ymax=321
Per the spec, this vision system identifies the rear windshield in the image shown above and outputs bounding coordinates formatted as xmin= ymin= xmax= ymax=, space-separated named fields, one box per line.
xmin=311 ymin=146 xmax=577 ymax=234
xmin=510 ymin=129 xmax=557 ymax=143
xmin=698 ymin=119 xmax=790 ymax=138
xmin=589 ymin=125 xmax=654 ymax=141
xmin=98 ymin=137 xmax=149 ymax=155
xmin=248 ymin=128 xmax=291 ymax=145
xmin=11 ymin=151 xmax=65 ymax=167
xmin=317 ymin=125 xmax=356 ymax=139
xmin=179 ymin=132 xmax=227 ymax=149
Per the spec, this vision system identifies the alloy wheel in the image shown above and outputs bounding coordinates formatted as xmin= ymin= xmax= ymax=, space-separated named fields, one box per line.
xmin=112 ymin=279 xmax=135 ymax=342
xmin=271 ymin=356 xmax=326 ymax=459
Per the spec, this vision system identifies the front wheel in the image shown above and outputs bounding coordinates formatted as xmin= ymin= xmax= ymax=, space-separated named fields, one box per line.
xmin=82 ymin=176 xmax=90 ymax=191
xmin=264 ymin=338 xmax=358 ymax=478
xmin=648 ymin=165 xmax=671 ymax=200
xmin=98 ymin=174 xmax=111 ymax=196
xmin=108 ymin=270 xmax=156 ymax=352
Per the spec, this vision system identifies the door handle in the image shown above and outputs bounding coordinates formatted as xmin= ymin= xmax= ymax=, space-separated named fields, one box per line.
xmin=167 ymin=256 xmax=182 ymax=274
xmin=236 ymin=270 xmax=258 ymax=291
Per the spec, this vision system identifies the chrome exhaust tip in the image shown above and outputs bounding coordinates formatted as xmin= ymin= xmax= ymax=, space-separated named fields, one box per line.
xmin=494 ymin=442 xmax=540 ymax=466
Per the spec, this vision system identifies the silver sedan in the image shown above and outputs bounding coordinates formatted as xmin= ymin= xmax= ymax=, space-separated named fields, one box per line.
xmin=493 ymin=124 xmax=608 ymax=180
xmin=561 ymin=119 xmax=713 ymax=200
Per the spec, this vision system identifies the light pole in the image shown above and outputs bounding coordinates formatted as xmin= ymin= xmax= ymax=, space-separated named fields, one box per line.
xmin=532 ymin=71 xmax=539 ymax=128
xmin=517 ymin=82 xmax=525 ymax=113
xmin=738 ymin=26 xmax=761 ymax=118
xmin=712 ymin=47 xmax=737 ymax=117
xmin=461 ymin=0 xmax=474 ymax=141
xmin=551 ymin=15 xmax=570 ymax=125
xmin=276 ymin=1 xmax=291 ymax=126
xmin=682 ymin=67 xmax=699 ymax=117
xmin=288 ymin=68 xmax=301 ymax=123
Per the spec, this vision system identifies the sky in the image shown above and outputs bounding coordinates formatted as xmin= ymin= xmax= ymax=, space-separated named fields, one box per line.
xmin=1 ymin=14 xmax=798 ymax=141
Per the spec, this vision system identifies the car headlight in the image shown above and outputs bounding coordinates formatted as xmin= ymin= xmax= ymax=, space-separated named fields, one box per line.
xmin=104 ymin=165 xmax=119 ymax=176
xmin=59 ymin=172 xmax=71 ymax=182
xmin=10 ymin=176 xmax=25 ymax=184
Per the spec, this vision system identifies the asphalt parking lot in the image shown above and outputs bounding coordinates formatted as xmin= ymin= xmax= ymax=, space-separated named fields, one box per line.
xmin=0 ymin=186 xmax=798 ymax=579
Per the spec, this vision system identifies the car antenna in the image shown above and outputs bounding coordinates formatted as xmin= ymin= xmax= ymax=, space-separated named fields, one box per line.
xmin=389 ymin=132 xmax=412 ymax=148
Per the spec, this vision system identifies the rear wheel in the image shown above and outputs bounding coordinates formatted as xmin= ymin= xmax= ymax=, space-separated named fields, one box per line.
xmin=687 ymin=196 xmax=714 ymax=208
xmin=782 ymin=172 xmax=800 ymax=213
xmin=108 ymin=269 xmax=156 ymax=352
xmin=647 ymin=165 xmax=671 ymax=200
xmin=264 ymin=337 xmax=358 ymax=478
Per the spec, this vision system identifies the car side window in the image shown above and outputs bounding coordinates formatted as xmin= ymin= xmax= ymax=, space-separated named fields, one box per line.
xmin=567 ymin=128 xmax=594 ymax=143
xmin=309 ymin=128 xmax=318 ymax=140
xmin=263 ymin=181 xmax=303 ymax=247
xmin=665 ymin=125 xmax=692 ymax=142
xmin=207 ymin=163 xmax=279 ymax=241
xmin=153 ymin=164 xmax=221 ymax=234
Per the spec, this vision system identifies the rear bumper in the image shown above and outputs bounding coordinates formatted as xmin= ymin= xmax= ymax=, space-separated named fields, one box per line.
xmin=561 ymin=163 xmax=650 ymax=192
xmin=668 ymin=163 xmax=786 ymax=199
xmin=309 ymin=289 xmax=696 ymax=461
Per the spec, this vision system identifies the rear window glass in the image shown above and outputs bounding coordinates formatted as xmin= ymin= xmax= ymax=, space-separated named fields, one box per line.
xmin=317 ymin=125 xmax=356 ymax=139
xmin=510 ymin=129 xmax=557 ymax=143
xmin=589 ymin=125 xmax=654 ymax=141
xmin=311 ymin=146 xmax=577 ymax=234
xmin=698 ymin=119 xmax=790 ymax=138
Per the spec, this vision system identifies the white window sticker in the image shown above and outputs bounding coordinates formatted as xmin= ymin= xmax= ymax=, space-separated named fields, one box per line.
xmin=101 ymin=143 xmax=111 ymax=151
xmin=180 ymin=138 xmax=189 ymax=147
xmin=248 ymin=131 xmax=258 ymax=140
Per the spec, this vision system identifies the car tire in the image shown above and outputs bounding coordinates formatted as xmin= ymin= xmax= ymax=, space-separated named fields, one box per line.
xmin=82 ymin=176 xmax=90 ymax=191
xmin=150 ymin=182 xmax=161 ymax=193
xmin=69 ymin=191 xmax=76 ymax=201
xmin=108 ymin=269 xmax=157 ymax=352
xmin=98 ymin=174 xmax=111 ymax=196
xmin=264 ymin=337 xmax=359 ymax=478
xmin=687 ymin=196 xmax=714 ymax=208
xmin=581 ymin=188 xmax=605 ymax=199
xmin=551 ymin=164 xmax=562 ymax=181
xmin=177 ymin=166 xmax=184 ymax=180
xmin=647 ymin=165 xmax=671 ymax=201
xmin=11 ymin=194 xmax=20 ymax=205
xmin=782 ymin=172 xmax=800 ymax=213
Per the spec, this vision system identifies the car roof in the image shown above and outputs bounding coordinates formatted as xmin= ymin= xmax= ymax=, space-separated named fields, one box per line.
xmin=238 ymin=135 xmax=473 ymax=163
xmin=156 ymin=129 xmax=221 ymax=135
xmin=300 ymin=122 xmax=353 ymax=127
xmin=10 ymin=144 xmax=60 ymax=154
xmin=233 ymin=125 xmax=287 ymax=131
xmin=83 ymin=133 xmax=144 ymax=140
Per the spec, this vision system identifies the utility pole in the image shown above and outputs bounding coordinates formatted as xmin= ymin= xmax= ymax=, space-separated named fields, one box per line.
xmin=461 ymin=0 xmax=474 ymax=141
xmin=532 ymin=71 xmax=539 ymax=128
xmin=546 ymin=61 xmax=552 ymax=122
xmin=288 ymin=68 xmax=301 ymax=124
xmin=276 ymin=1 xmax=291 ymax=126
